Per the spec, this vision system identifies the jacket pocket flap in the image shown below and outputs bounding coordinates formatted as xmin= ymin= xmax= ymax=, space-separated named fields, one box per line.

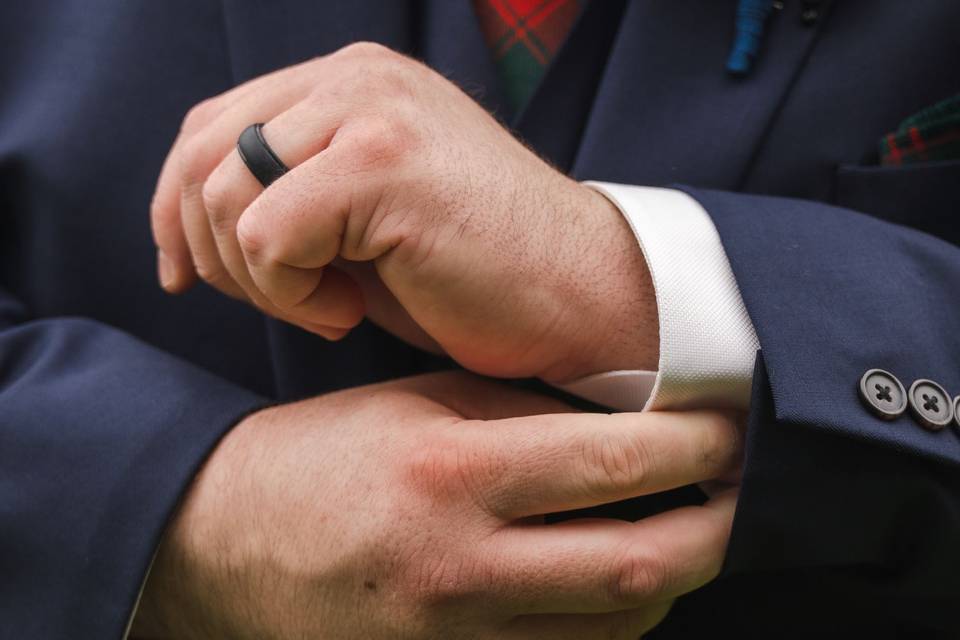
xmin=835 ymin=160 xmax=960 ymax=245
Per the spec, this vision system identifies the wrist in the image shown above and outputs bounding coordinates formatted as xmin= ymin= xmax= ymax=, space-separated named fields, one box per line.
xmin=130 ymin=409 xmax=270 ymax=639
xmin=540 ymin=183 xmax=659 ymax=384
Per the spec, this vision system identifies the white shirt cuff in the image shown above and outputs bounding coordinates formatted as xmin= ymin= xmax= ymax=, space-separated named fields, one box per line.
xmin=558 ymin=183 xmax=759 ymax=412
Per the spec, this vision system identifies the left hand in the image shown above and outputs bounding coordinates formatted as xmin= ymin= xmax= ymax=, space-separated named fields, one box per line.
xmin=151 ymin=42 xmax=658 ymax=383
xmin=131 ymin=372 xmax=742 ymax=640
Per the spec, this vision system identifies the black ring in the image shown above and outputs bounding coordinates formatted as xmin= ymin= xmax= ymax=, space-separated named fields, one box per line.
xmin=237 ymin=123 xmax=289 ymax=187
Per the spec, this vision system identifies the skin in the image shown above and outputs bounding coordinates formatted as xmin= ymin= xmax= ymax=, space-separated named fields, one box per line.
xmin=139 ymin=43 xmax=737 ymax=637
xmin=131 ymin=372 xmax=742 ymax=639
xmin=150 ymin=41 xmax=659 ymax=384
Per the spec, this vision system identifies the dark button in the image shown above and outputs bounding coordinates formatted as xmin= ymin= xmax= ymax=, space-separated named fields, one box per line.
xmin=800 ymin=0 xmax=821 ymax=25
xmin=800 ymin=8 xmax=819 ymax=24
xmin=954 ymin=396 xmax=960 ymax=430
xmin=907 ymin=379 xmax=954 ymax=431
xmin=859 ymin=369 xmax=907 ymax=420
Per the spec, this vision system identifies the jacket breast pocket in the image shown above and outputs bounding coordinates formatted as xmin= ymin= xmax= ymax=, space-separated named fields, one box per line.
xmin=834 ymin=159 xmax=960 ymax=246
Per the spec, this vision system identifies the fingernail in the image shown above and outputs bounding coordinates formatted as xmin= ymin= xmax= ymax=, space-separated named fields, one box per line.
xmin=158 ymin=250 xmax=175 ymax=290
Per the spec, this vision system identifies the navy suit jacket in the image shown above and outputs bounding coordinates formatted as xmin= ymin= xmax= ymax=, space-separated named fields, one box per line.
xmin=2 ymin=1 xmax=958 ymax=637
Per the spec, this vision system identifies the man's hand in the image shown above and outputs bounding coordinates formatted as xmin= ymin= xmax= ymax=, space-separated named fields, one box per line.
xmin=151 ymin=42 xmax=658 ymax=383
xmin=131 ymin=372 xmax=740 ymax=639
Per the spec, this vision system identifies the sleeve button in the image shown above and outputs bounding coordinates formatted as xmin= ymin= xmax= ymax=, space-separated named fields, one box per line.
xmin=859 ymin=369 xmax=907 ymax=420
xmin=907 ymin=379 xmax=954 ymax=431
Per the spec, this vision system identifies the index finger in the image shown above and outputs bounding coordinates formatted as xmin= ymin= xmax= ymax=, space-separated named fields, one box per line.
xmin=475 ymin=410 xmax=743 ymax=520
xmin=150 ymin=60 xmax=317 ymax=293
xmin=150 ymin=129 xmax=198 ymax=293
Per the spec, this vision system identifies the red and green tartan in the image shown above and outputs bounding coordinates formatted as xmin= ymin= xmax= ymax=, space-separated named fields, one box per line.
xmin=879 ymin=93 xmax=960 ymax=166
xmin=472 ymin=0 xmax=584 ymax=111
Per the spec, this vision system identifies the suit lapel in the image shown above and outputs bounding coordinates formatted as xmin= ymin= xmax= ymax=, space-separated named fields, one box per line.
xmin=220 ymin=0 xmax=418 ymax=82
xmin=571 ymin=0 xmax=832 ymax=188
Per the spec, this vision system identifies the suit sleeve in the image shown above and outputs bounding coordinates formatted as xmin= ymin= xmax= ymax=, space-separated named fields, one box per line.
xmin=0 ymin=289 xmax=267 ymax=639
xmin=679 ymin=187 xmax=960 ymax=629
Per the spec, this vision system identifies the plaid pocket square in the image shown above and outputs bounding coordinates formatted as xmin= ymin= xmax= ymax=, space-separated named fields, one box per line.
xmin=879 ymin=93 xmax=960 ymax=166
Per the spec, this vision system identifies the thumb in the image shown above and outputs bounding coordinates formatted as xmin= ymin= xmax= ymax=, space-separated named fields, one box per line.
xmin=333 ymin=260 xmax=445 ymax=355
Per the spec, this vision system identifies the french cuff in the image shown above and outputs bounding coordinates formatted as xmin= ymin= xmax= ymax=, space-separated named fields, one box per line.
xmin=559 ymin=183 xmax=760 ymax=412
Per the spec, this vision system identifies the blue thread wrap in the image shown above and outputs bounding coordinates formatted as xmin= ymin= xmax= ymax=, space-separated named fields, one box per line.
xmin=726 ymin=0 xmax=776 ymax=76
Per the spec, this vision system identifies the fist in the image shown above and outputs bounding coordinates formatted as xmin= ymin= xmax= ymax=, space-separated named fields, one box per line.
xmin=151 ymin=42 xmax=658 ymax=382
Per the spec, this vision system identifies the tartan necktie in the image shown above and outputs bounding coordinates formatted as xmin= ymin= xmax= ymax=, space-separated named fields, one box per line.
xmin=472 ymin=0 xmax=583 ymax=112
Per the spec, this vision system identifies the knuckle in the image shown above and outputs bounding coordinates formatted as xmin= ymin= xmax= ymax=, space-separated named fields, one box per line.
xmin=349 ymin=115 xmax=416 ymax=167
xmin=403 ymin=436 xmax=470 ymax=502
xmin=194 ymin=258 xmax=229 ymax=288
xmin=180 ymin=97 xmax=218 ymax=136
xmin=369 ymin=58 xmax=419 ymax=95
xmin=178 ymin=137 xmax=210 ymax=186
xmin=609 ymin=545 xmax=669 ymax=606
xmin=402 ymin=429 xmax=493 ymax=509
xmin=338 ymin=40 xmax=395 ymax=60
xmin=699 ymin=412 xmax=740 ymax=473
xmin=149 ymin=195 xmax=172 ymax=242
xmin=200 ymin=178 xmax=233 ymax=233
xmin=580 ymin=428 xmax=650 ymax=498
xmin=236 ymin=214 xmax=267 ymax=262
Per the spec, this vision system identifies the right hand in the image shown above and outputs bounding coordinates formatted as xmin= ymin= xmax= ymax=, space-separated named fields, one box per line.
xmin=150 ymin=44 xmax=659 ymax=384
xmin=131 ymin=372 xmax=741 ymax=639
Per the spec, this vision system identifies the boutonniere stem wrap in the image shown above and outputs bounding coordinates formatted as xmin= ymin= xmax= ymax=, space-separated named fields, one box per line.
xmin=726 ymin=1 xmax=826 ymax=76
xmin=726 ymin=0 xmax=777 ymax=76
